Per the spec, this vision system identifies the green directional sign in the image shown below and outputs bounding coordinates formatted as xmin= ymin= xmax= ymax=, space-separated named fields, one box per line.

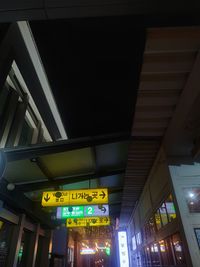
xmin=60 ymin=206 xmax=84 ymax=218
xmin=57 ymin=205 xmax=109 ymax=219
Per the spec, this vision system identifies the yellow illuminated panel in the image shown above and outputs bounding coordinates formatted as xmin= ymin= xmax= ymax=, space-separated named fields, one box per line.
xmin=42 ymin=191 xmax=69 ymax=207
xmin=42 ymin=188 xmax=108 ymax=207
xmin=66 ymin=216 xmax=110 ymax=227
xmin=69 ymin=189 xmax=108 ymax=205
xmin=80 ymin=248 xmax=96 ymax=255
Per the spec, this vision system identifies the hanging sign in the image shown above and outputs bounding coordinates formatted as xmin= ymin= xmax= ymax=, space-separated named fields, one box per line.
xmin=66 ymin=216 xmax=110 ymax=227
xmin=80 ymin=248 xmax=96 ymax=255
xmin=56 ymin=204 xmax=109 ymax=219
xmin=42 ymin=188 xmax=108 ymax=207
xmin=84 ymin=204 xmax=109 ymax=217
xmin=57 ymin=206 xmax=84 ymax=218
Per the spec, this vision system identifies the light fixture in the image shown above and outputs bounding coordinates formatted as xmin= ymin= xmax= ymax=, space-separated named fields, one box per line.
xmin=7 ymin=183 xmax=15 ymax=191
xmin=189 ymin=192 xmax=195 ymax=198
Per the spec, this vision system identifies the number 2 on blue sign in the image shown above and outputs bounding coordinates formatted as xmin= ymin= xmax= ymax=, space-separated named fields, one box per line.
xmin=87 ymin=206 xmax=93 ymax=215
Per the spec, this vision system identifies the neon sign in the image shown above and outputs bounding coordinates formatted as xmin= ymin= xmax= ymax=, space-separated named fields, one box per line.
xmin=80 ymin=248 xmax=96 ymax=255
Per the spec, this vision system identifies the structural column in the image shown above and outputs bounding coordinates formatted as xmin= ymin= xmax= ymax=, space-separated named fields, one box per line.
xmin=39 ymin=230 xmax=53 ymax=267
xmin=26 ymin=223 xmax=40 ymax=267
xmin=7 ymin=214 xmax=26 ymax=267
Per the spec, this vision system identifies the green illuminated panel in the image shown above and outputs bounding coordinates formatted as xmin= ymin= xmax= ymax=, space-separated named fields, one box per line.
xmin=57 ymin=205 xmax=109 ymax=219
xmin=105 ymin=247 xmax=111 ymax=256
xmin=61 ymin=206 xmax=84 ymax=218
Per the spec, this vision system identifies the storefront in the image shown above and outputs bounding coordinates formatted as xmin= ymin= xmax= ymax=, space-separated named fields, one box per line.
xmin=0 ymin=201 xmax=52 ymax=267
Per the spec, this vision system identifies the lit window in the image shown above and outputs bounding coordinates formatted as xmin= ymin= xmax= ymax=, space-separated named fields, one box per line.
xmin=159 ymin=203 xmax=168 ymax=226
xmin=172 ymin=233 xmax=186 ymax=265
xmin=132 ymin=235 xmax=137 ymax=251
xmin=136 ymin=232 xmax=142 ymax=245
xmin=165 ymin=195 xmax=176 ymax=221
xmin=159 ymin=240 xmax=166 ymax=252
xmin=184 ymin=188 xmax=200 ymax=213
xmin=155 ymin=210 xmax=162 ymax=230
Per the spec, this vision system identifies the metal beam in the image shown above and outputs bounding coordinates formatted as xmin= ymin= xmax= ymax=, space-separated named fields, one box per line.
xmin=0 ymin=1 xmax=200 ymax=22
xmin=0 ymin=151 xmax=6 ymax=179
xmin=3 ymin=133 xmax=161 ymax=163
xmin=16 ymin=168 xmax=125 ymax=192
xmin=4 ymin=132 xmax=130 ymax=161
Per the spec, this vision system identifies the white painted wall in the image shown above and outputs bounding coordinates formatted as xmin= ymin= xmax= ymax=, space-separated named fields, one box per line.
xmin=169 ymin=164 xmax=200 ymax=267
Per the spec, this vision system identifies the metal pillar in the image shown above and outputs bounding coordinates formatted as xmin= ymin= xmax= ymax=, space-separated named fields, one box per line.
xmin=26 ymin=223 xmax=40 ymax=267
xmin=7 ymin=214 xmax=26 ymax=267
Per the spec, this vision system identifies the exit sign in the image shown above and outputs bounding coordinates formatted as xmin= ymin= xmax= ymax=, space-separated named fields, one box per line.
xmin=62 ymin=206 xmax=84 ymax=218
xmin=57 ymin=205 xmax=109 ymax=219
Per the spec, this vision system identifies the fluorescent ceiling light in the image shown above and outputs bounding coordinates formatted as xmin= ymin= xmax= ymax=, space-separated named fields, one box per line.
xmin=17 ymin=21 xmax=67 ymax=140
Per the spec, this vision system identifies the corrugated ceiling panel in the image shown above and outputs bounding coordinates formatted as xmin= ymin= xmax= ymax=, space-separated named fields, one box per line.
xmin=120 ymin=26 xmax=200 ymax=226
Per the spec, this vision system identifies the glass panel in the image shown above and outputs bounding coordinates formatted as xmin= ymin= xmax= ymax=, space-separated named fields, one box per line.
xmin=165 ymin=237 xmax=176 ymax=265
xmin=149 ymin=217 xmax=155 ymax=236
xmin=18 ymin=120 xmax=34 ymax=146
xmin=159 ymin=203 xmax=168 ymax=226
xmin=35 ymin=236 xmax=44 ymax=266
xmin=136 ymin=232 xmax=142 ymax=246
xmin=0 ymin=220 xmax=13 ymax=266
xmin=17 ymin=230 xmax=31 ymax=267
xmin=172 ymin=233 xmax=186 ymax=265
xmin=150 ymin=243 xmax=161 ymax=267
xmin=132 ymin=235 xmax=137 ymax=251
xmin=145 ymin=246 xmax=151 ymax=266
xmin=165 ymin=194 xmax=176 ymax=222
xmin=144 ymin=224 xmax=149 ymax=240
xmin=194 ymin=228 xmax=200 ymax=249
xmin=159 ymin=240 xmax=170 ymax=266
xmin=155 ymin=210 xmax=162 ymax=230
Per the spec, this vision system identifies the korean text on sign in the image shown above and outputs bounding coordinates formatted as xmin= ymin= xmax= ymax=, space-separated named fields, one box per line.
xmin=66 ymin=216 xmax=110 ymax=228
xmin=42 ymin=188 xmax=108 ymax=207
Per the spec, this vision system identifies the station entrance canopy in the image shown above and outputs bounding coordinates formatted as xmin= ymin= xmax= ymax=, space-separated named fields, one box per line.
xmin=1 ymin=134 xmax=128 ymax=227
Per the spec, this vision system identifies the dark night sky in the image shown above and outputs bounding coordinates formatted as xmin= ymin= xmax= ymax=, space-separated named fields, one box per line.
xmin=30 ymin=14 xmax=200 ymax=139
xmin=30 ymin=17 xmax=146 ymax=138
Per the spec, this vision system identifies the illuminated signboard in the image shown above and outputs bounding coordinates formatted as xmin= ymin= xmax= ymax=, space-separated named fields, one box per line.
xmin=57 ymin=206 xmax=84 ymax=218
xmin=118 ymin=231 xmax=129 ymax=267
xmin=42 ymin=188 xmax=108 ymax=207
xmin=56 ymin=205 xmax=109 ymax=219
xmin=80 ymin=248 xmax=96 ymax=255
xmin=105 ymin=247 xmax=111 ymax=256
xmin=66 ymin=216 xmax=110 ymax=228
